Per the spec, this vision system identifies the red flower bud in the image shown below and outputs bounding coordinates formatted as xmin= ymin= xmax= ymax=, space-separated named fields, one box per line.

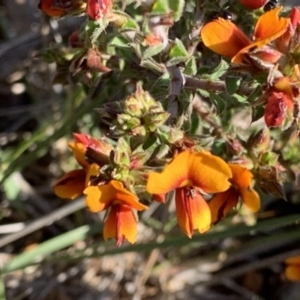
xmin=239 ymin=0 xmax=267 ymax=10
xmin=247 ymin=46 xmax=282 ymax=70
xmin=290 ymin=7 xmax=300 ymax=29
xmin=87 ymin=0 xmax=112 ymax=20
xmin=264 ymin=92 xmax=294 ymax=128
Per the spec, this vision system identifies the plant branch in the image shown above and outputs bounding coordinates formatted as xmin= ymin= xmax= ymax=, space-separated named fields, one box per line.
xmin=184 ymin=76 xmax=256 ymax=96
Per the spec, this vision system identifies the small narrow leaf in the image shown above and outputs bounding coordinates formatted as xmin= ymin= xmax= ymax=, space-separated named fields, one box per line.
xmin=151 ymin=0 xmax=169 ymax=14
xmin=169 ymin=39 xmax=189 ymax=58
xmin=209 ymin=59 xmax=229 ymax=80
xmin=225 ymin=76 xmax=242 ymax=94
xmin=209 ymin=92 xmax=226 ymax=114
xmin=168 ymin=0 xmax=185 ymax=21
xmin=143 ymin=43 xmax=165 ymax=59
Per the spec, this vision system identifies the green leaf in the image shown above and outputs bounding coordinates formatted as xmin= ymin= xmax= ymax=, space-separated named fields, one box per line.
xmin=209 ymin=92 xmax=226 ymax=114
xmin=233 ymin=93 xmax=247 ymax=103
xmin=198 ymin=89 xmax=209 ymax=98
xmin=166 ymin=56 xmax=190 ymax=66
xmin=169 ymin=39 xmax=189 ymax=58
xmin=247 ymin=84 xmax=263 ymax=103
xmin=169 ymin=0 xmax=185 ymax=21
xmin=209 ymin=59 xmax=229 ymax=80
xmin=252 ymin=106 xmax=265 ymax=122
xmin=0 ymin=276 xmax=5 ymax=300
xmin=113 ymin=10 xmax=139 ymax=29
xmin=225 ymin=76 xmax=242 ymax=94
xmin=143 ymin=43 xmax=165 ymax=59
xmin=3 ymin=173 xmax=20 ymax=201
xmin=151 ymin=0 xmax=169 ymax=14
xmin=109 ymin=36 xmax=130 ymax=48
xmin=184 ymin=57 xmax=197 ymax=76
xmin=140 ymin=58 xmax=166 ymax=73
xmin=85 ymin=21 xmax=104 ymax=44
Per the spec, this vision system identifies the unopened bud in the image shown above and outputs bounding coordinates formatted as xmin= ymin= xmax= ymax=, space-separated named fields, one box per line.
xmin=226 ymin=138 xmax=243 ymax=156
xmin=248 ymin=128 xmax=270 ymax=155
xmin=264 ymin=91 xmax=294 ymax=128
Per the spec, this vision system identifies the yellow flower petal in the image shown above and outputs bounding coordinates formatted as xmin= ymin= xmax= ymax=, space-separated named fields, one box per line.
xmin=254 ymin=7 xmax=289 ymax=43
xmin=285 ymin=265 xmax=300 ymax=281
xmin=201 ymin=18 xmax=251 ymax=58
xmin=228 ymin=164 xmax=260 ymax=212
xmin=175 ymin=187 xmax=211 ymax=238
xmin=68 ymin=142 xmax=89 ymax=169
xmin=85 ymin=163 xmax=100 ymax=186
xmin=147 ymin=151 xmax=232 ymax=195
xmin=54 ymin=169 xmax=86 ymax=199
xmin=84 ymin=180 xmax=148 ymax=213
xmin=103 ymin=204 xmax=138 ymax=246
xmin=209 ymin=188 xmax=239 ymax=224
xmin=84 ymin=186 xmax=107 ymax=212
xmin=110 ymin=181 xmax=148 ymax=210
xmin=240 ymin=188 xmax=260 ymax=212
xmin=229 ymin=164 xmax=253 ymax=189
xmin=274 ymin=77 xmax=294 ymax=96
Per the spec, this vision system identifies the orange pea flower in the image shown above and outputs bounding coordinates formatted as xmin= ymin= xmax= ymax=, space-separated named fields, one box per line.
xmin=285 ymin=256 xmax=300 ymax=281
xmin=146 ymin=151 xmax=232 ymax=238
xmin=264 ymin=91 xmax=294 ymax=128
xmin=54 ymin=133 xmax=112 ymax=199
xmin=84 ymin=180 xmax=148 ymax=245
xmin=209 ymin=164 xmax=260 ymax=223
xmin=201 ymin=7 xmax=289 ymax=64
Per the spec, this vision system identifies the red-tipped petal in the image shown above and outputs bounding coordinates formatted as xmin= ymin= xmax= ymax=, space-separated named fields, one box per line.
xmin=175 ymin=187 xmax=211 ymax=238
xmin=103 ymin=204 xmax=138 ymax=246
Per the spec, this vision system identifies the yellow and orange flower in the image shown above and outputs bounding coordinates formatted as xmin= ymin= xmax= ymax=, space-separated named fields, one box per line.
xmin=146 ymin=151 xmax=232 ymax=238
xmin=285 ymin=256 xmax=300 ymax=281
xmin=54 ymin=133 xmax=112 ymax=199
xmin=84 ymin=180 xmax=147 ymax=245
xmin=209 ymin=164 xmax=260 ymax=223
xmin=201 ymin=7 xmax=289 ymax=64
